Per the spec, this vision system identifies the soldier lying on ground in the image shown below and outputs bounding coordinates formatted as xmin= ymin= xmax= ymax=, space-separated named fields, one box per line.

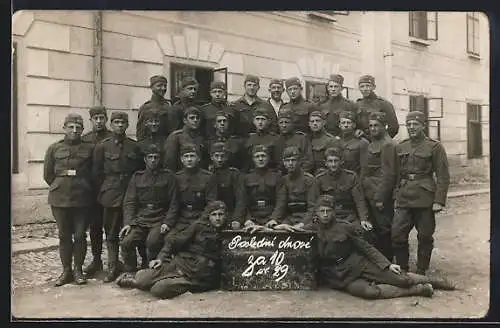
xmin=314 ymin=195 xmax=456 ymax=300
xmin=115 ymin=201 xmax=227 ymax=299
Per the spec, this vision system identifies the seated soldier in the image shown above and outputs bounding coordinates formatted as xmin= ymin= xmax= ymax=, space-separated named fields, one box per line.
xmin=115 ymin=201 xmax=228 ymax=299
xmin=206 ymin=111 xmax=245 ymax=170
xmin=244 ymin=108 xmax=279 ymax=172
xmin=308 ymin=110 xmax=342 ymax=176
xmin=241 ymin=145 xmax=285 ymax=231
xmin=208 ymin=142 xmax=245 ymax=229
xmin=273 ymin=146 xmax=317 ymax=232
xmin=314 ymin=194 xmax=455 ymax=300
xmin=119 ymin=144 xmax=178 ymax=274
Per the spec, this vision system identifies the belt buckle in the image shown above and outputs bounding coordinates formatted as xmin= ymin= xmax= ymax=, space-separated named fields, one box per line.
xmin=186 ymin=204 xmax=193 ymax=210
xmin=67 ymin=169 xmax=76 ymax=176
xmin=146 ymin=204 xmax=155 ymax=210
xmin=408 ymin=173 xmax=416 ymax=180
xmin=257 ymin=200 xmax=266 ymax=208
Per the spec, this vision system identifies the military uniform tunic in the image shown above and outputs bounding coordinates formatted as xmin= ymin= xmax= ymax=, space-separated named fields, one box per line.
xmin=356 ymin=93 xmax=399 ymax=139
xmin=309 ymin=130 xmax=342 ymax=176
xmin=318 ymin=95 xmax=357 ymax=137
xmin=170 ymin=98 xmax=198 ymax=132
xmin=339 ymin=135 xmax=369 ymax=175
xmin=200 ymin=101 xmax=240 ymax=138
xmin=244 ymin=131 xmax=279 ymax=172
xmin=163 ymin=127 xmax=208 ymax=172
xmin=230 ymin=96 xmax=278 ymax=138
xmin=280 ymin=96 xmax=315 ymax=134
xmin=136 ymin=96 xmax=173 ymax=141
xmin=206 ymin=134 xmax=245 ymax=170
xmin=274 ymin=131 xmax=313 ymax=174
xmin=210 ymin=166 xmax=245 ymax=225
xmin=81 ymin=129 xmax=113 ymax=145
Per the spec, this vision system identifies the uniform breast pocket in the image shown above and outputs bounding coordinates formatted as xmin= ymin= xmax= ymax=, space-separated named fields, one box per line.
xmin=136 ymin=185 xmax=154 ymax=202
xmin=191 ymin=185 xmax=206 ymax=203
xmin=343 ymin=145 xmax=358 ymax=161
xmin=398 ymin=152 xmax=410 ymax=167
xmin=54 ymin=149 xmax=70 ymax=160
xmin=412 ymin=152 xmax=432 ymax=171
xmin=367 ymin=149 xmax=381 ymax=165
xmin=321 ymin=184 xmax=336 ymax=196
xmin=105 ymin=152 xmax=120 ymax=161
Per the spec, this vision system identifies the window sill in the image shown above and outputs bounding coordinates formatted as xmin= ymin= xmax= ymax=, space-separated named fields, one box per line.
xmin=409 ymin=37 xmax=432 ymax=47
xmin=467 ymin=53 xmax=481 ymax=60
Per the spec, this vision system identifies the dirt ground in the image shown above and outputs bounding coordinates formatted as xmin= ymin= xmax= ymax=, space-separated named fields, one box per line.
xmin=11 ymin=194 xmax=490 ymax=319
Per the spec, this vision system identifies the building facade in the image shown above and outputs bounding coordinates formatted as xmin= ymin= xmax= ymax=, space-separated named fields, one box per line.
xmin=12 ymin=10 xmax=489 ymax=195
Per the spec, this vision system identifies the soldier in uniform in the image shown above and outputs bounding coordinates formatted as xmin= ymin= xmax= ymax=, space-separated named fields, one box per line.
xmin=356 ymin=75 xmax=399 ymax=139
xmin=244 ymin=108 xmax=279 ymax=172
xmin=266 ymin=78 xmax=286 ymax=119
xmin=163 ymin=106 xmax=208 ymax=172
xmin=206 ymin=111 xmax=245 ymax=170
xmin=119 ymin=144 xmax=179 ymax=274
xmin=200 ymin=81 xmax=239 ymax=138
xmin=274 ymin=110 xmax=313 ymax=174
xmin=44 ymin=114 xmax=95 ymax=286
xmin=137 ymin=110 xmax=167 ymax=162
xmin=170 ymin=77 xmax=200 ymax=131
xmin=314 ymin=195 xmax=454 ymax=300
xmin=392 ymin=111 xmax=450 ymax=275
xmin=273 ymin=146 xmax=317 ymax=232
xmin=280 ymin=77 xmax=315 ymax=134
xmin=208 ymin=142 xmax=245 ymax=229
xmin=361 ymin=112 xmax=398 ymax=261
xmin=92 ymin=112 xmax=143 ymax=282
xmin=81 ymin=106 xmax=112 ymax=277
xmin=308 ymin=110 xmax=342 ymax=176
xmin=115 ymin=201 xmax=228 ymax=299
xmin=339 ymin=110 xmax=369 ymax=175
xmin=318 ymin=74 xmax=357 ymax=137
xmin=171 ymin=144 xmax=218 ymax=236
xmin=240 ymin=145 xmax=285 ymax=230
xmin=230 ymin=74 xmax=278 ymax=138
xmin=136 ymin=75 xmax=173 ymax=141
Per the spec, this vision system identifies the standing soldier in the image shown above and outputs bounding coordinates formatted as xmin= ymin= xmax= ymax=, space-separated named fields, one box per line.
xmin=274 ymin=111 xmax=313 ymax=174
xmin=93 ymin=112 xmax=142 ymax=282
xmin=136 ymin=75 xmax=173 ymax=141
xmin=308 ymin=110 xmax=342 ymax=176
xmin=392 ymin=111 xmax=450 ymax=275
xmin=137 ymin=111 xmax=167 ymax=162
xmin=163 ymin=106 xmax=208 ymax=172
xmin=208 ymin=142 xmax=245 ymax=229
xmin=119 ymin=144 xmax=178 ymax=275
xmin=266 ymin=78 xmax=286 ymax=120
xmin=206 ymin=111 xmax=245 ymax=170
xmin=356 ymin=75 xmax=399 ymax=139
xmin=170 ymin=77 xmax=200 ymax=131
xmin=200 ymin=81 xmax=239 ymax=138
xmin=230 ymin=75 xmax=278 ymax=138
xmin=81 ymin=106 xmax=112 ymax=277
xmin=280 ymin=77 xmax=315 ymax=134
xmin=244 ymin=108 xmax=279 ymax=172
xmin=339 ymin=111 xmax=369 ymax=175
xmin=44 ymin=114 xmax=95 ymax=286
xmin=361 ymin=112 xmax=398 ymax=261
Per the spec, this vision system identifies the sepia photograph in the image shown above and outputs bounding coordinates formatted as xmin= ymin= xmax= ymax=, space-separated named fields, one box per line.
xmin=11 ymin=10 xmax=490 ymax=319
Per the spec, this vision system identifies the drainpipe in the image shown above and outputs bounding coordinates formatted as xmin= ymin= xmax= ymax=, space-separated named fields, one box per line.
xmin=93 ymin=11 xmax=103 ymax=106
xmin=382 ymin=11 xmax=394 ymax=102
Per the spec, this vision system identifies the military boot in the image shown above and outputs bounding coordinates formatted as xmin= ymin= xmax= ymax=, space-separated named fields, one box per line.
xmin=375 ymin=283 xmax=433 ymax=299
xmin=73 ymin=237 xmax=87 ymax=285
xmin=416 ymin=243 xmax=433 ymax=275
xmin=115 ymin=272 xmax=138 ymax=288
xmin=73 ymin=267 xmax=87 ymax=285
xmin=393 ymin=244 xmax=410 ymax=272
xmin=55 ymin=242 xmax=74 ymax=287
xmin=54 ymin=269 xmax=74 ymax=287
xmin=83 ymin=258 xmax=103 ymax=277
xmin=405 ymin=272 xmax=456 ymax=291
xmin=104 ymin=242 xmax=121 ymax=283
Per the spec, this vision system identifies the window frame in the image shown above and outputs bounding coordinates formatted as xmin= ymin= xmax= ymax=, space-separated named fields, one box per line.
xmin=408 ymin=94 xmax=442 ymax=140
xmin=466 ymin=12 xmax=480 ymax=56
xmin=466 ymin=103 xmax=483 ymax=159
xmin=12 ymin=42 xmax=19 ymax=174
xmin=409 ymin=11 xmax=438 ymax=42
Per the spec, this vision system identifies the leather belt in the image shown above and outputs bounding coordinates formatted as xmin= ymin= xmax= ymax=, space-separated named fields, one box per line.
xmin=57 ymin=169 xmax=77 ymax=177
xmin=402 ymin=173 xmax=431 ymax=181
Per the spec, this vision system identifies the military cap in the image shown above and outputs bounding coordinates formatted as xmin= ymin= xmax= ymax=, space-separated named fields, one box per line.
xmin=210 ymin=81 xmax=226 ymax=91
xmin=244 ymin=74 xmax=260 ymax=84
xmin=210 ymin=142 xmax=228 ymax=154
xmin=150 ymin=75 xmax=168 ymax=87
xmin=110 ymin=111 xmax=129 ymax=122
xmin=205 ymin=200 xmax=227 ymax=214
xmin=406 ymin=111 xmax=426 ymax=125
xmin=269 ymin=78 xmax=283 ymax=87
xmin=285 ymin=77 xmax=301 ymax=88
xmin=89 ymin=105 xmax=107 ymax=117
xmin=368 ymin=111 xmax=387 ymax=125
xmin=143 ymin=143 xmax=161 ymax=155
xmin=324 ymin=146 xmax=343 ymax=159
xmin=180 ymin=143 xmax=200 ymax=156
xmin=181 ymin=76 xmax=199 ymax=88
xmin=142 ymin=110 xmax=161 ymax=121
xmin=358 ymin=75 xmax=376 ymax=85
xmin=253 ymin=107 xmax=270 ymax=119
xmin=282 ymin=146 xmax=301 ymax=159
xmin=329 ymin=74 xmax=344 ymax=85
xmin=316 ymin=194 xmax=336 ymax=208
xmin=184 ymin=106 xmax=201 ymax=117
xmin=339 ymin=110 xmax=356 ymax=122
xmin=64 ymin=113 xmax=84 ymax=126
xmin=309 ymin=110 xmax=326 ymax=120
xmin=278 ymin=110 xmax=293 ymax=120
xmin=214 ymin=110 xmax=230 ymax=119
xmin=252 ymin=144 xmax=269 ymax=155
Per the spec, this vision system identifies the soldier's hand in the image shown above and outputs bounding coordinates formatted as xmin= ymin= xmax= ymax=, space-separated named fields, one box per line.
xmin=432 ymin=203 xmax=443 ymax=213
xmin=119 ymin=225 xmax=131 ymax=239
xmin=354 ymin=129 xmax=365 ymax=139
xmin=149 ymin=259 xmax=162 ymax=269
xmin=231 ymin=221 xmax=241 ymax=230
xmin=292 ymin=223 xmax=307 ymax=232
xmin=360 ymin=220 xmax=373 ymax=231
xmin=160 ymin=224 xmax=169 ymax=234
xmin=274 ymin=223 xmax=295 ymax=232
xmin=375 ymin=202 xmax=384 ymax=210
xmin=388 ymin=264 xmax=402 ymax=275
xmin=244 ymin=220 xmax=255 ymax=227
xmin=265 ymin=219 xmax=278 ymax=228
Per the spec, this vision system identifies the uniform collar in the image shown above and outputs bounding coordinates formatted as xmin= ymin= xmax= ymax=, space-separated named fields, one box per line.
xmin=290 ymin=96 xmax=305 ymax=104
xmin=63 ymin=137 xmax=81 ymax=145
xmin=363 ymin=92 xmax=377 ymax=100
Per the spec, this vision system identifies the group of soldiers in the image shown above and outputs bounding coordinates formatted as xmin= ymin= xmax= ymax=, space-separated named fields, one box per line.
xmin=43 ymin=72 xmax=453 ymax=300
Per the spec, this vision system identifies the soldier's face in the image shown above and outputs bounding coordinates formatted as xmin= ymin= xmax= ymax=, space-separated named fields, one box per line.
xmin=359 ymin=82 xmax=375 ymax=97
xmin=317 ymin=206 xmax=335 ymax=224
xmin=144 ymin=153 xmax=161 ymax=170
xmin=214 ymin=115 xmax=228 ymax=134
xmin=406 ymin=120 xmax=425 ymax=138
xmin=181 ymin=152 xmax=200 ymax=169
xmin=208 ymin=209 xmax=226 ymax=228
xmin=184 ymin=85 xmax=198 ymax=99
xmin=325 ymin=155 xmax=342 ymax=172
xmin=327 ymin=81 xmax=342 ymax=97
xmin=369 ymin=119 xmax=385 ymax=138
xmin=111 ymin=119 xmax=128 ymax=135
xmin=283 ymin=156 xmax=299 ymax=172
xmin=90 ymin=114 xmax=107 ymax=131
xmin=244 ymin=82 xmax=260 ymax=97
xmin=286 ymin=85 xmax=302 ymax=100
xmin=210 ymin=88 xmax=226 ymax=102
xmin=269 ymin=83 xmax=283 ymax=101
xmin=184 ymin=113 xmax=201 ymax=130
xmin=309 ymin=116 xmax=325 ymax=132
xmin=278 ymin=118 xmax=293 ymax=134
xmin=339 ymin=118 xmax=355 ymax=134
xmin=151 ymin=81 xmax=167 ymax=97
xmin=211 ymin=151 xmax=227 ymax=168
xmin=145 ymin=118 xmax=160 ymax=133
xmin=253 ymin=116 xmax=268 ymax=131
xmin=253 ymin=152 xmax=269 ymax=168
xmin=64 ymin=122 xmax=84 ymax=140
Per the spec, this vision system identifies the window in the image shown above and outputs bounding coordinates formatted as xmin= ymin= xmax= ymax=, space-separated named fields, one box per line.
xmin=170 ymin=63 xmax=214 ymax=105
xmin=305 ymin=81 xmax=349 ymax=104
xmin=409 ymin=95 xmax=443 ymax=140
xmin=467 ymin=12 xmax=480 ymax=56
xmin=409 ymin=11 xmax=438 ymax=41
xmin=12 ymin=42 xmax=18 ymax=174
xmin=467 ymin=103 xmax=483 ymax=158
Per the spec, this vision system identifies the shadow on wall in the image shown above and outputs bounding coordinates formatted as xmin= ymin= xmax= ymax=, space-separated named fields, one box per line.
xmin=448 ymin=156 xmax=490 ymax=185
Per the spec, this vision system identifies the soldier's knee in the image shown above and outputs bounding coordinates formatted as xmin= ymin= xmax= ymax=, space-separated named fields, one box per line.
xmin=150 ymin=281 xmax=171 ymax=299
xmin=145 ymin=233 xmax=163 ymax=250
xmin=360 ymin=285 xmax=381 ymax=300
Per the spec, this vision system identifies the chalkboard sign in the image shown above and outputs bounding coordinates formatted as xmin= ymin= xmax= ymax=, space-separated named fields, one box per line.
xmin=220 ymin=230 xmax=318 ymax=291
